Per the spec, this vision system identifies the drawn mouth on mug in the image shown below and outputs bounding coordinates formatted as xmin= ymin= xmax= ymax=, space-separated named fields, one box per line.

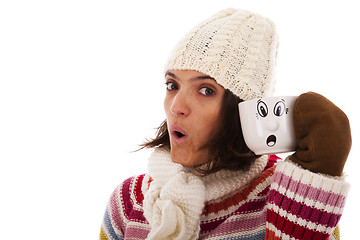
xmin=266 ymin=135 xmax=276 ymax=147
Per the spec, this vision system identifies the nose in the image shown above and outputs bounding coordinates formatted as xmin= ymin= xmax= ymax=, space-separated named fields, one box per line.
xmin=266 ymin=119 xmax=279 ymax=131
xmin=169 ymin=91 xmax=190 ymax=117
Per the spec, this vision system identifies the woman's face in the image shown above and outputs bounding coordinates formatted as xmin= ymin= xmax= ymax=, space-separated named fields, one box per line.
xmin=164 ymin=70 xmax=225 ymax=167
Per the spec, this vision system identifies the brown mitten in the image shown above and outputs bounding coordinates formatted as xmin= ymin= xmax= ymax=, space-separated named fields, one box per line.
xmin=290 ymin=92 xmax=352 ymax=176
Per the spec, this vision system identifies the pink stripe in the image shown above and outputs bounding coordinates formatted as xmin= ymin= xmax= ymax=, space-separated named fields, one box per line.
xmin=124 ymin=225 xmax=150 ymax=239
xmin=217 ymin=210 xmax=266 ymax=233
xmin=269 ymin=189 xmax=341 ymax=228
xmin=201 ymin=216 xmax=225 ymax=232
xmin=121 ymin=177 xmax=134 ymax=218
xmin=109 ymin=185 xmax=126 ymax=232
xmin=201 ymin=199 xmax=267 ymax=233
xmin=273 ymin=171 xmax=346 ymax=208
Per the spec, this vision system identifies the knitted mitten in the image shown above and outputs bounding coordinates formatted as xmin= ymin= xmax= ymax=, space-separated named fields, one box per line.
xmin=290 ymin=92 xmax=351 ymax=176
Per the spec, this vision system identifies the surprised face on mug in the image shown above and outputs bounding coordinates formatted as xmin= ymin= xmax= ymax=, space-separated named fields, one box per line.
xmin=239 ymin=96 xmax=297 ymax=155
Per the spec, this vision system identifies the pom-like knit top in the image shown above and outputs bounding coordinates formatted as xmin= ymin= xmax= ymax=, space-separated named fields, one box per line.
xmin=100 ymin=150 xmax=348 ymax=240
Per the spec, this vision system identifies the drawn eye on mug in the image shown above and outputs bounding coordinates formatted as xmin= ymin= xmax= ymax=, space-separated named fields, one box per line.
xmin=257 ymin=100 xmax=268 ymax=117
xmin=273 ymin=100 xmax=285 ymax=116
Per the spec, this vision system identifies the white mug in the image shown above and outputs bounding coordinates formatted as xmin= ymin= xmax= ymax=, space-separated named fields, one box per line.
xmin=238 ymin=96 xmax=298 ymax=155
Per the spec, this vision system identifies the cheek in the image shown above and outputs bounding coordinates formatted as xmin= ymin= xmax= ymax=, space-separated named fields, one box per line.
xmin=195 ymin=106 xmax=222 ymax=139
xmin=163 ymin=97 xmax=171 ymax=117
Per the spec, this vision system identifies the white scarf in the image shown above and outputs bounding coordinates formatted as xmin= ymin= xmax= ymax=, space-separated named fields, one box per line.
xmin=143 ymin=149 xmax=268 ymax=240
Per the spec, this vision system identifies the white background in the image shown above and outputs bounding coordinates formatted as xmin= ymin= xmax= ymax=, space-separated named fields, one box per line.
xmin=1 ymin=0 xmax=359 ymax=239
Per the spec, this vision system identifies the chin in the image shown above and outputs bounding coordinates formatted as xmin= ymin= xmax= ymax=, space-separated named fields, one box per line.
xmin=171 ymin=152 xmax=192 ymax=167
xmin=170 ymin=148 xmax=207 ymax=167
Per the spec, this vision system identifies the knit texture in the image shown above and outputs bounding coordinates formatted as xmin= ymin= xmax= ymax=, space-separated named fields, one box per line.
xmin=143 ymin=150 xmax=206 ymax=239
xmin=100 ymin=153 xmax=348 ymax=240
xmin=142 ymin=150 xmax=268 ymax=239
xmin=164 ymin=8 xmax=279 ymax=101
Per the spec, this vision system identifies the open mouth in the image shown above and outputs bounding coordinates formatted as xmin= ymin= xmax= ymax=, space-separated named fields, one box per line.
xmin=170 ymin=125 xmax=188 ymax=143
xmin=266 ymin=135 xmax=276 ymax=147
xmin=174 ymin=131 xmax=185 ymax=138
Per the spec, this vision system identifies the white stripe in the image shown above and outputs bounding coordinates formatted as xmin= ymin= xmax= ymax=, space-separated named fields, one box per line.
xmin=129 ymin=175 xmax=145 ymax=211
xmin=267 ymin=203 xmax=335 ymax=234
xmin=227 ymin=207 xmax=266 ymax=221
xmin=267 ymin=222 xmax=295 ymax=240
xmin=202 ymin=178 xmax=272 ymax=220
xmin=202 ymin=196 xmax=266 ymax=220
xmin=275 ymin=159 xmax=350 ymax=196
xmin=270 ymin=182 xmax=345 ymax=214
xmin=202 ymin=225 xmax=266 ymax=240
xmin=201 ymin=208 xmax=268 ymax=238
xmin=105 ymin=202 xmax=125 ymax=238
xmin=127 ymin=220 xmax=151 ymax=229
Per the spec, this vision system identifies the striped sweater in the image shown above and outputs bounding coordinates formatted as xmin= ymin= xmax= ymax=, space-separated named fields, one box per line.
xmin=100 ymin=151 xmax=348 ymax=240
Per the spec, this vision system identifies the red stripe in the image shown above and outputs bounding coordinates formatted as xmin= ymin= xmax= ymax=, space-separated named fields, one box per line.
xmin=121 ymin=176 xmax=147 ymax=223
xmin=265 ymin=228 xmax=281 ymax=240
xmin=257 ymin=186 xmax=270 ymax=197
xmin=203 ymin=165 xmax=275 ymax=215
xmin=133 ymin=174 xmax=145 ymax=206
xmin=121 ymin=176 xmax=135 ymax=218
xmin=201 ymin=199 xmax=267 ymax=233
xmin=269 ymin=189 xmax=341 ymax=228
xmin=267 ymin=155 xmax=281 ymax=168
xmin=267 ymin=209 xmax=329 ymax=239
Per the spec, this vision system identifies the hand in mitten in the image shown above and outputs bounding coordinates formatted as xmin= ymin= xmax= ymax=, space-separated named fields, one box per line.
xmin=290 ymin=92 xmax=352 ymax=176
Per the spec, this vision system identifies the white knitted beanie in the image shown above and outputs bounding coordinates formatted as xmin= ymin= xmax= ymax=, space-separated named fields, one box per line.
xmin=164 ymin=8 xmax=279 ymax=101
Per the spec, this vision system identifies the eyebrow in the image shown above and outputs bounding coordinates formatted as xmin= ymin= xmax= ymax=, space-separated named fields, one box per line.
xmin=165 ymin=71 xmax=216 ymax=81
xmin=165 ymin=71 xmax=177 ymax=79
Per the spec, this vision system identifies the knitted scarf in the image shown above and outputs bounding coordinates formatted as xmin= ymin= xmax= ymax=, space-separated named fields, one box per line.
xmin=143 ymin=149 xmax=268 ymax=240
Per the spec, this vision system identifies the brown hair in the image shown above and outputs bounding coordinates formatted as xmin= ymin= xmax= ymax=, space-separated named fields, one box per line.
xmin=140 ymin=89 xmax=259 ymax=175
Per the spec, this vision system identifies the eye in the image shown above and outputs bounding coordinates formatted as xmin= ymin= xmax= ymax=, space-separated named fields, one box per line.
xmin=273 ymin=101 xmax=285 ymax=116
xmin=257 ymin=100 xmax=268 ymax=117
xmin=199 ymin=87 xmax=215 ymax=96
xmin=165 ymin=82 xmax=178 ymax=91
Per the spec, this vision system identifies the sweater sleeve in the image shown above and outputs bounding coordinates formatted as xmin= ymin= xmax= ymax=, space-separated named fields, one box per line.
xmin=265 ymin=158 xmax=349 ymax=239
xmin=99 ymin=184 xmax=126 ymax=240
xmin=100 ymin=174 xmax=149 ymax=240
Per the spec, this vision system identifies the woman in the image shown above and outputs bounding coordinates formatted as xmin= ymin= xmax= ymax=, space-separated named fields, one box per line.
xmin=100 ymin=8 xmax=351 ymax=240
